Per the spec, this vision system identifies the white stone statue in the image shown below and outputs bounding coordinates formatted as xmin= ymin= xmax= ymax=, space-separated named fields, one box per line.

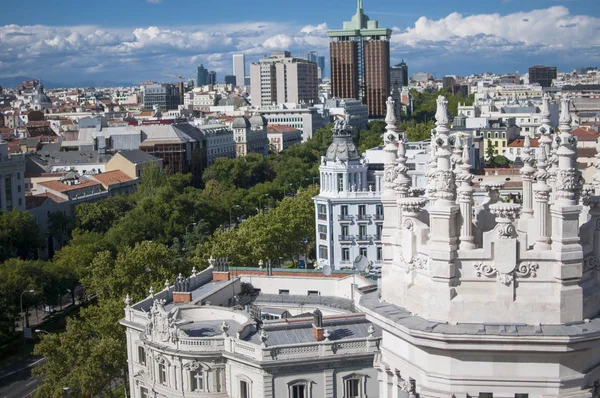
xmin=385 ymin=96 xmax=396 ymax=126
xmin=559 ymin=95 xmax=572 ymax=126
xmin=435 ymin=96 xmax=449 ymax=126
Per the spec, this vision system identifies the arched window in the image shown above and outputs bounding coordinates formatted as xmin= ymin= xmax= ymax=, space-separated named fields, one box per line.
xmin=287 ymin=379 xmax=313 ymax=398
xmin=342 ymin=374 xmax=367 ymax=398
xmin=238 ymin=375 xmax=253 ymax=398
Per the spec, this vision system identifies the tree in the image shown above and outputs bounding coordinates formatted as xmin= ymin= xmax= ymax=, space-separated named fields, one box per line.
xmin=485 ymin=139 xmax=497 ymax=163
xmin=75 ymin=195 xmax=133 ymax=234
xmin=47 ymin=211 xmax=74 ymax=249
xmin=0 ymin=210 xmax=45 ymax=261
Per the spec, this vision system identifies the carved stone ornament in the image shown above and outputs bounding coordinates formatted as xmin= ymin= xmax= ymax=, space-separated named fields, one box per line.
xmin=398 ymin=379 xmax=412 ymax=392
xmin=555 ymin=168 xmax=583 ymax=200
xmin=474 ymin=262 xmax=538 ymax=286
xmin=384 ymin=163 xmax=397 ymax=188
xmin=399 ymin=197 xmax=427 ymax=216
xmin=489 ymin=203 xmax=520 ymax=239
xmin=433 ymin=170 xmax=456 ymax=199
xmin=584 ymin=255 xmax=599 ymax=273
xmin=183 ymin=360 xmax=202 ymax=371
xmin=146 ymin=300 xmax=187 ymax=344
xmin=400 ymin=251 xmax=429 ymax=274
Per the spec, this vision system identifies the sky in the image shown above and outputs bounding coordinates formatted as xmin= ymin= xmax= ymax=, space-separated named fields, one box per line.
xmin=0 ymin=0 xmax=599 ymax=86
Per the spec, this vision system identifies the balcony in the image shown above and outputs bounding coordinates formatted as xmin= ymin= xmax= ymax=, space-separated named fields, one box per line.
xmin=318 ymin=213 xmax=327 ymax=221
xmin=374 ymin=214 xmax=384 ymax=221
xmin=356 ymin=214 xmax=371 ymax=223
xmin=356 ymin=234 xmax=371 ymax=243
xmin=373 ymin=234 xmax=382 ymax=242
xmin=338 ymin=235 xmax=354 ymax=243
xmin=338 ymin=215 xmax=353 ymax=223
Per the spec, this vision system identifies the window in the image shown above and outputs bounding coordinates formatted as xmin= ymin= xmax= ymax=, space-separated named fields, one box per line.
xmin=319 ymin=245 xmax=328 ymax=260
xmin=307 ymin=290 xmax=320 ymax=296
xmin=138 ymin=346 xmax=146 ymax=365
xmin=358 ymin=205 xmax=366 ymax=216
xmin=240 ymin=380 xmax=250 ymax=398
xmin=479 ymin=394 xmax=493 ymax=398
xmin=341 ymin=205 xmax=348 ymax=216
xmin=279 ymin=289 xmax=290 ymax=295
xmin=342 ymin=248 xmax=350 ymax=261
xmin=359 ymin=247 xmax=367 ymax=257
xmin=319 ymin=224 xmax=327 ymax=240
xmin=376 ymin=205 xmax=384 ymax=219
xmin=318 ymin=204 xmax=327 ymax=220
xmin=158 ymin=363 xmax=167 ymax=385
xmin=345 ymin=378 xmax=361 ymax=398
xmin=190 ymin=370 xmax=204 ymax=392
xmin=515 ymin=395 xmax=528 ymax=398
xmin=140 ymin=387 xmax=149 ymax=398
xmin=377 ymin=246 xmax=382 ymax=261
xmin=291 ymin=384 xmax=306 ymax=398
xmin=341 ymin=225 xmax=349 ymax=236
xmin=359 ymin=225 xmax=366 ymax=237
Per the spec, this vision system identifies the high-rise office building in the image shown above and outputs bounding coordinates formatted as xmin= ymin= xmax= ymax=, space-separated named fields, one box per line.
xmin=327 ymin=0 xmax=391 ymax=118
xmin=208 ymin=71 xmax=217 ymax=85
xmin=317 ymin=56 xmax=326 ymax=78
xmin=390 ymin=60 xmax=408 ymax=92
xmin=250 ymin=51 xmax=318 ymax=107
xmin=197 ymin=65 xmax=208 ymax=87
xmin=224 ymin=75 xmax=237 ymax=86
xmin=143 ymin=83 xmax=181 ymax=110
xmin=233 ymin=54 xmax=245 ymax=88
xmin=528 ymin=65 xmax=557 ymax=88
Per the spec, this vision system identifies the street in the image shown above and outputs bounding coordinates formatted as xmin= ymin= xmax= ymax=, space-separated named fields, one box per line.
xmin=0 ymin=357 xmax=44 ymax=398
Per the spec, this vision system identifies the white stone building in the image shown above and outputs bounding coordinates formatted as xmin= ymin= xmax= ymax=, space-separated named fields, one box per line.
xmin=258 ymin=104 xmax=324 ymax=142
xmin=232 ymin=115 xmax=268 ymax=158
xmin=121 ymin=264 xmax=381 ymax=398
xmin=196 ymin=123 xmax=236 ymax=166
xmin=0 ymin=140 xmax=25 ymax=211
xmin=313 ymin=121 xmax=385 ymax=271
xmin=355 ymin=93 xmax=600 ymax=396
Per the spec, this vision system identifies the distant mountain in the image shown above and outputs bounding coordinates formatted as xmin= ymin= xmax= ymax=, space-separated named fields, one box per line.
xmin=0 ymin=76 xmax=136 ymax=89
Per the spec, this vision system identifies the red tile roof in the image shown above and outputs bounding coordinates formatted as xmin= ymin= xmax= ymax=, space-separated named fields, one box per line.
xmin=91 ymin=170 xmax=134 ymax=187
xmin=571 ymin=127 xmax=599 ymax=142
xmin=38 ymin=179 xmax=101 ymax=193
xmin=267 ymin=124 xmax=300 ymax=134
xmin=507 ymin=137 xmax=540 ymax=147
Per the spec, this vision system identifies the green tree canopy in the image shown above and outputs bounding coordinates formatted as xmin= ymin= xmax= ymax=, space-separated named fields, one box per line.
xmin=0 ymin=210 xmax=45 ymax=261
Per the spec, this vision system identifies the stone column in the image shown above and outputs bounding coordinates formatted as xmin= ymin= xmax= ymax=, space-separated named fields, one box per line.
xmin=519 ymin=132 xmax=535 ymax=219
xmin=457 ymin=142 xmax=475 ymax=250
xmin=547 ymin=136 xmax=559 ymax=205
xmin=381 ymin=96 xmax=401 ymax=259
xmin=533 ymin=146 xmax=552 ymax=250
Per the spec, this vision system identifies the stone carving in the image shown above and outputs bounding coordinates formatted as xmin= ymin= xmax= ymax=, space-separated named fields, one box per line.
xmin=146 ymin=299 xmax=188 ymax=344
xmin=474 ymin=262 xmax=538 ymax=285
xmin=399 ymin=197 xmax=427 ymax=216
xmin=435 ymin=96 xmax=449 ymax=126
xmin=385 ymin=96 xmax=397 ymax=126
xmin=183 ymin=360 xmax=202 ymax=371
xmin=433 ymin=170 xmax=456 ymax=200
xmin=398 ymin=379 xmax=412 ymax=392
xmin=559 ymin=95 xmax=572 ymax=125
xmin=124 ymin=294 xmax=132 ymax=307
xmin=489 ymin=203 xmax=520 ymax=239
xmin=555 ymin=168 xmax=583 ymax=201
xmin=584 ymin=255 xmax=599 ymax=273
xmin=406 ymin=255 xmax=429 ymax=273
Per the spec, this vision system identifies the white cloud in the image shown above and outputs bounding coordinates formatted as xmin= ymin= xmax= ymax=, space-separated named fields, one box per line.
xmin=0 ymin=6 xmax=598 ymax=84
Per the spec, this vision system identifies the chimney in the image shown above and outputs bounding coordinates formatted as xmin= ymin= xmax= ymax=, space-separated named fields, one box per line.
xmin=172 ymin=273 xmax=192 ymax=304
xmin=212 ymin=257 xmax=231 ymax=282
xmin=312 ymin=309 xmax=325 ymax=341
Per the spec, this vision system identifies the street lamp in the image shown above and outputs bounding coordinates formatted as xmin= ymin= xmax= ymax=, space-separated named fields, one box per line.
xmin=229 ymin=205 xmax=241 ymax=228
xmin=35 ymin=329 xmax=49 ymax=335
xmin=63 ymin=387 xmax=72 ymax=397
xmin=20 ymin=289 xmax=34 ymax=331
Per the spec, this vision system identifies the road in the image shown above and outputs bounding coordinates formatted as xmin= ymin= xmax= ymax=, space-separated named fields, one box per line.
xmin=0 ymin=357 xmax=45 ymax=398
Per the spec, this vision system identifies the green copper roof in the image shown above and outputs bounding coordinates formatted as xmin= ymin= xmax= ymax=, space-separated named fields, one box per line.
xmin=327 ymin=0 xmax=391 ymax=38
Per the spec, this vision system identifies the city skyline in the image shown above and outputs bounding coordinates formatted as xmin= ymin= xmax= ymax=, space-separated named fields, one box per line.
xmin=0 ymin=0 xmax=599 ymax=85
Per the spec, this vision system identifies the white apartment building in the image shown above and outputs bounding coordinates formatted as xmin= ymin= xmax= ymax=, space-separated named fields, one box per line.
xmin=196 ymin=123 xmax=236 ymax=166
xmin=250 ymin=51 xmax=318 ymax=108
xmin=120 ymin=265 xmax=380 ymax=398
xmin=0 ymin=141 xmax=25 ymax=211
xmin=258 ymin=104 xmax=324 ymax=142
xmin=232 ymin=115 xmax=268 ymax=157
xmin=313 ymin=125 xmax=385 ymax=271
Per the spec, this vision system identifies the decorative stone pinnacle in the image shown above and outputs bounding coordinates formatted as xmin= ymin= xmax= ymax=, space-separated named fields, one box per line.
xmin=149 ymin=286 xmax=154 ymax=297
xmin=489 ymin=203 xmax=520 ymax=239
xmin=435 ymin=96 xmax=449 ymax=127
xmin=191 ymin=266 xmax=197 ymax=276
xmin=559 ymin=95 xmax=572 ymax=129
xmin=124 ymin=294 xmax=132 ymax=307
xmin=323 ymin=328 xmax=331 ymax=341
xmin=164 ymin=279 xmax=170 ymax=290
xmin=260 ymin=329 xmax=269 ymax=346
xmin=221 ymin=321 xmax=230 ymax=336
xmin=385 ymin=95 xmax=397 ymax=127
xmin=208 ymin=256 xmax=216 ymax=268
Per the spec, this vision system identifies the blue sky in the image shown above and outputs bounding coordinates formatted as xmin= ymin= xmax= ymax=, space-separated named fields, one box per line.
xmin=0 ymin=0 xmax=599 ymax=85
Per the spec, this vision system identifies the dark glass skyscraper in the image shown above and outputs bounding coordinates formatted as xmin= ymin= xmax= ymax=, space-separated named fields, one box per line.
xmin=197 ymin=65 xmax=208 ymax=86
xmin=528 ymin=65 xmax=557 ymax=88
xmin=390 ymin=60 xmax=408 ymax=92
xmin=327 ymin=0 xmax=391 ymax=118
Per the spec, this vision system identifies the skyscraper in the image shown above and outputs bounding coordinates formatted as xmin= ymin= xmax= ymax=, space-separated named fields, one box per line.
xmin=529 ymin=65 xmax=557 ymax=88
xmin=208 ymin=71 xmax=217 ymax=85
xmin=197 ymin=65 xmax=208 ymax=86
xmin=250 ymin=51 xmax=318 ymax=107
xmin=317 ymin=56 xmax=326 ymax=78
xmin=233 ymin=54 xmax=245 ymax=88
xmin=390 ymin=60 xmax=408 ymax=92
xmin=327 ymin=0 xmax=391 ymax=118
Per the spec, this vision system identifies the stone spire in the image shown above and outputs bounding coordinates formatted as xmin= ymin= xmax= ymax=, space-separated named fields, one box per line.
xmin=520 ymin=131 xmax=535 ymax=219
xmin=554 ymin=95 xmax=581 ymax=204
xmin=394 ymin=139 xmax=411 ymax=198
xmin=383 ymin=96 xmax=399 ymax=194
xmin=538 ymin=93 xmax=553 ymax=159
xmin=432 ymin=96 xmax=456 ymax=204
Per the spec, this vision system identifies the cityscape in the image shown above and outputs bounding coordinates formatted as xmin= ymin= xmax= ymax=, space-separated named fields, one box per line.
xmin=0 ymin=0 xmax=600 ymax=398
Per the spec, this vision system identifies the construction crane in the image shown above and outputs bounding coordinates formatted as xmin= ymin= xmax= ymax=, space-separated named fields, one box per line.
xmin=166 ymin=74 xmax=185 ymax=83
